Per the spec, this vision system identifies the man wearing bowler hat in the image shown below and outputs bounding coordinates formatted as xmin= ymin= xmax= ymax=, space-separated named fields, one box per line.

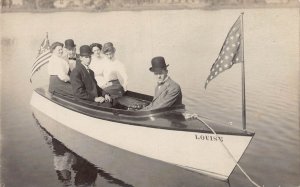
xmin=62 ymin=39 xmax=78 ymax=71
xmin=70 ymin=45 xmax=112 ymax=107
xmin=140 ymin=56 xmax=182 ymax=110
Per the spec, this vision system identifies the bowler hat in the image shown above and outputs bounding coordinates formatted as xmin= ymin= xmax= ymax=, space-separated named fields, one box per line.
xmin=102 ymin=42 xmax=116 ymax=54
xmin=149 ymin=56 xmax=169 ymax=73
xmin=79 ymin=45 xmax=92 ymax=56
xmin=64 ymin=39 xmax=76 ymax=50
xmin=50 ymin=42 xmax=63 ymax=53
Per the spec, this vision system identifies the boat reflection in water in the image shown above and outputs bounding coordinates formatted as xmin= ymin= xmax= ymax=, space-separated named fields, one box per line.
xmin=32 ymin=110 xmax=231 ymax=187
xmin=33 ymin=114 xmax=133 ymax=187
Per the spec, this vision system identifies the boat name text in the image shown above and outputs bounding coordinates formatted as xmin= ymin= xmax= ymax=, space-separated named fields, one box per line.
xmin=195 ymin=134 xmax=223 ymax=142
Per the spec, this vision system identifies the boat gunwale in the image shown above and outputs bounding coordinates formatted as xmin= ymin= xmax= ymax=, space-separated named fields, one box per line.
xmin=33 ymin=88 xmax=255 ymax=137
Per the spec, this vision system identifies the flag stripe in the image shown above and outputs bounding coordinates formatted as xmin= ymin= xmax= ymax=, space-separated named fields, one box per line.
xmin=32 ymin=51 xmax=51 ymax=68
xmin=31 ymin=54 xmax=51 ymax=73
xmin=30 ymin=33 xmax=51 ymax=82
xmin=30 ymin=60 xmax=50 ymax=79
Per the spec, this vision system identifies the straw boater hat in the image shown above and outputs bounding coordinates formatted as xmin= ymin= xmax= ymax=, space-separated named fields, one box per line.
xmin=149 ymin=56 xmax=169 ymax=73
xmin=79 ymin=45 xmax=92 ymax=56
xmin=102 ymin=42 xmax=116 ymax=54
xmin=64 ymin=39 xmax=76 ymax=50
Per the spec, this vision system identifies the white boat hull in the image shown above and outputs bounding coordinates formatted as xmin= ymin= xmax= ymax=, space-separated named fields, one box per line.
xmin=31 ymin=91 xmax=253 ymax=181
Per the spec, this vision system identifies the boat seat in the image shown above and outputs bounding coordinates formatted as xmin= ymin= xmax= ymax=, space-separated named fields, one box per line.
xmin=114 ymin=96 xmax=150 ymax=110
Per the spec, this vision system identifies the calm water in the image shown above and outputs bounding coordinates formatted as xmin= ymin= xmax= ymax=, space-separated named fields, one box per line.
xmin=1 ymin=8 xmax=299 ymax=187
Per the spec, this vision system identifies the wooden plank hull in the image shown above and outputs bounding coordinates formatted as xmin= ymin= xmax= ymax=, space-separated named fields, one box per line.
xmin=30 ymin=90 xmax=254 ymax=180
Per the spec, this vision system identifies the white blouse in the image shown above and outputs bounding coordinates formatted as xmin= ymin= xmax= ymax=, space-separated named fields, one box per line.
xmin=48 ymin=54 xmax=70 ymax=82
xmin=89 ymin=56 xmax=107 ymax=88
xmin=102 ymin=57 xmax=128 ymax=91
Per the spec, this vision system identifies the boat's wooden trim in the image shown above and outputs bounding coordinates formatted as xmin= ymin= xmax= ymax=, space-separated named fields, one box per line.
xmin=34 ymin=88 xmax=255 ymax=137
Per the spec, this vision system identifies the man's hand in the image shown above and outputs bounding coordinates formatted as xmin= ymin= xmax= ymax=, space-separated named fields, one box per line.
xmin=104 ymin=94 xmax=112 ymax=103
xmin=94 ymin=96 xmax=105 ymax=103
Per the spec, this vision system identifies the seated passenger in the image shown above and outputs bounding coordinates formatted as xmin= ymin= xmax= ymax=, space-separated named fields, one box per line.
xmin=48 ymin=42 xmax=73 ymax=97
xmin=70 ymin=45 xmax=112 ymax=107
xmin=62 ymin=39 xmax=78 ymax=71
xmin=140 ymin=56 xmax=182 ymax=111
xmin=89 ymin=43 xmax=107 ymax=88
xmin=101 ymin=42 xmax=128 ymax=99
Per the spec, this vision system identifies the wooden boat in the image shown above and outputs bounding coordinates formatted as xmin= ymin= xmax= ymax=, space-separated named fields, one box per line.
xmin=30 ymin=87 xmax=255 ymax=181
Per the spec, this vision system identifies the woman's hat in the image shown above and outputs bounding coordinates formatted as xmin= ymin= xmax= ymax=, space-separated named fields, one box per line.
xmin=102 ymin=42 xmax=116 ymax=54
xmin=149 ymin=56 xmax=169 ymax=73
xmin=79 ymin=45 xmax=92 ymax=56
xmin=50 ymin=42 xmax=63 ymax=53
xmin=64 ymin=39 xmax=76 ymax=50
xmin=90 ymin=43 xmax=102 ymax=51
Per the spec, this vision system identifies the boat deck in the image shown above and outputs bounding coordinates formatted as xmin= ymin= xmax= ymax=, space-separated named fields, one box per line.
xmin=34 ymin=88 xmax=254 ymax=136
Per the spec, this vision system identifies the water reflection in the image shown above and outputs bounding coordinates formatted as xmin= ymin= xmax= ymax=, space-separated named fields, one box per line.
xmin=33 ymin=114 xmax=133 ymax=187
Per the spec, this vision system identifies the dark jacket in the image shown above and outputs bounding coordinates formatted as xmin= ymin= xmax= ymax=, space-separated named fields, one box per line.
xmin=70 ymin=62 xmax=106 ymax=101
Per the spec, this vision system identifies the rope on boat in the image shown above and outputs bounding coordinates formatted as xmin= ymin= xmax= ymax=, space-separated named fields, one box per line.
xmin=184 ymin=113 xmax=261 ymax=187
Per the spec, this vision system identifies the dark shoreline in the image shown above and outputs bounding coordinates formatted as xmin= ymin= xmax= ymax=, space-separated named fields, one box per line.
xmin=1 ymin=3 xmax=299 ymax=13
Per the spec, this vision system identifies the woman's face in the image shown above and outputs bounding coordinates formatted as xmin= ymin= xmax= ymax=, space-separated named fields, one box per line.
xmin=53 ymin=46 xmax=63 ymax=57
xmin=104 ymin=51 xmax=114 ymax=60
xmin=92 ymin=46 xmax=101 ymax=58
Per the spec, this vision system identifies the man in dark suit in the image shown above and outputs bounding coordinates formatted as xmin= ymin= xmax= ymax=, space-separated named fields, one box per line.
xmin=141 ymin=56 xmax=182 ymax=111
xmin=62 ymin=39 xmax=78 ymax=71
xmin=70 ymin=45 xmax=112 ymax=107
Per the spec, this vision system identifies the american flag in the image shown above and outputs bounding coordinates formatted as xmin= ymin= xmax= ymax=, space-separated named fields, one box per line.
xmin=30 ymin=33 xmax=51 ymax=82
xmin=205 ymin=15 xmax=243 ymax=89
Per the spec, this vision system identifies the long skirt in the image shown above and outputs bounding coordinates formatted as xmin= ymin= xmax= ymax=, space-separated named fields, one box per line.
xmin=49 ymin=75 xmax=74 ymax=98
xmin=102 ymin=80 xmax=125 ymax=99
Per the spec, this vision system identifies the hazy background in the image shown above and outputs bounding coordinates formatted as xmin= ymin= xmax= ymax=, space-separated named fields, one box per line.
xmin=1 ymin=6 xmax=299 ymax=187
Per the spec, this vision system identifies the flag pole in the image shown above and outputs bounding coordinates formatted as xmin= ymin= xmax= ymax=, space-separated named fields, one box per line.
xmin=241 ymin=12 xmax=247 ymax=131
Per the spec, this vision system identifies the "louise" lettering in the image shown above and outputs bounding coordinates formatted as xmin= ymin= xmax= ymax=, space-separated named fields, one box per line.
xmin=195 ymin=134 xmax=223 ymax=142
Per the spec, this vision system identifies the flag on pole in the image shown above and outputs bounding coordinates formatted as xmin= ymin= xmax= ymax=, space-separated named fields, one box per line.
xmin=204 ymin=15 xmax=243 ymax=89
xmin=30 ymin=33 xmax=51 ymax=82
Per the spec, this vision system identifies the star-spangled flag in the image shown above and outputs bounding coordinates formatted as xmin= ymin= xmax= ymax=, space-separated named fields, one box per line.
xmin=30 ymin=33 xmax=51 ymax=82
xmin=205 ymin=15 xmax=243 ymax=89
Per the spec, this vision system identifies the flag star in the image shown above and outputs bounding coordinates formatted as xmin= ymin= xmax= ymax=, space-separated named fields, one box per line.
xmin=230 ymin=36 xmax=234 ymax=40
xmin=224 ymin=64 xmax=228 ymax=68
xmin=232 ymin=43 xmax=236 ymax=47
xmin=232 ymin=27 xmax=236 ymax=31
xmin=225 ymin=56 xmax=229 ymax=60
xmin=222 ymin=51 xmax=225 ymax=55
xmin=226 ymin=40 xmax=229 ymax=44
xmin=236 ymin=57 xmax=239 ymax=61
xmin=236 ymin=33 xmax=240 ymax=37
xmin=212 ymin=68 xmax=215 ymax=72
xmin=216 ymin=64 xmax=219 ymax=68
xmin=219 ymin=67 xmax=223 ymax=71
xmin=237 ymin=42 xmax=240 ymax=45
xmin=230 ymin=53 xmax=234 ymax=57
xmin=220 ymin=60 xmax=224 ymax=64
xmin=218 ymin=55 xmax=221 ymax=60
xmin=226 ymin=47 xmax=230 ymax=51
xmin=210 ymin=76 xmax=213 ymax=79
xmin=206 ymin=80 xmax=209 ymax=83
xmin=214 ymin=71 xmax=218 ymax=75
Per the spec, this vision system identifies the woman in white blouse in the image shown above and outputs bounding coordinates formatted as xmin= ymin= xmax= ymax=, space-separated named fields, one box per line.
xmin=48 ymin=42 xmax=73 ymax=96
xmin=101 ymin=42 xmax=128 ymax=99
xmin=89 ymin=43 xmax=106 ymax=88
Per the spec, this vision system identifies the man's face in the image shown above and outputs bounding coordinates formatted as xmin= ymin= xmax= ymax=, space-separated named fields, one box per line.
xmin=66 ymin=47 xmax=76 ymax=56
xmin=80 ymin=55 xmax=91 ymax=66
xmin=154 ymin=69 xmax=168 ymax=84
